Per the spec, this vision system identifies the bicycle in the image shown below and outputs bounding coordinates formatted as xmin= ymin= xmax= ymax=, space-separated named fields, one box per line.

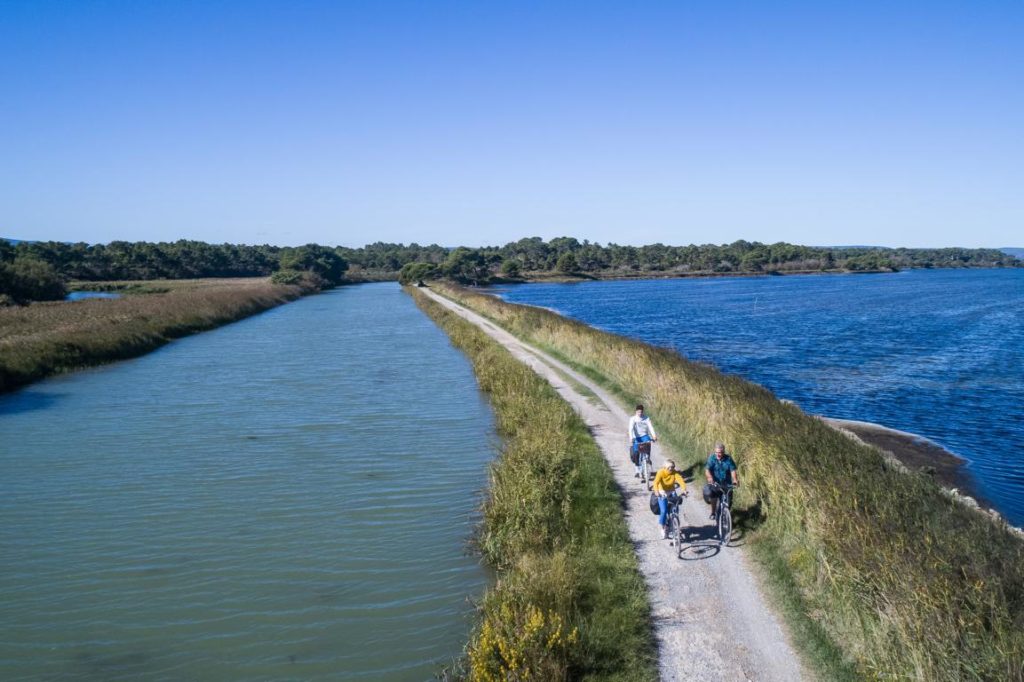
xmin=711 ymin=482 xmax=735 ymax=546
xmin=665 ymin=491 xmax=688 ymax=558
xmin=632 ymin=438 xmax=654 ymax=490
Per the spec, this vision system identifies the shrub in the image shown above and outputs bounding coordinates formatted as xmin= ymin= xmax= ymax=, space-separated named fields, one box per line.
xmin=278 ymin=244 xmax=348 ymax=284
xmin=499 ymin=259 xmax=522 ymax=278
xmin=556 ymin=252 xmax=578 ymax=273
xmin=398 ymin=262 xmax=439 ymax=285
xmin=270 ymin=269 xmax=304 ymax=285
xmin=0 ymin=257 xmax=67 ymax=303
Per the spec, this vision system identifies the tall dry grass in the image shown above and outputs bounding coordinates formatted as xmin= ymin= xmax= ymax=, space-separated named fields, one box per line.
xmin=436 ymin=283 xmax=1024 ymax=682
xmin=409 ymin=287 xmax=657 ymax=681
xmin=0 ymin=278 xmax=304 ymax=393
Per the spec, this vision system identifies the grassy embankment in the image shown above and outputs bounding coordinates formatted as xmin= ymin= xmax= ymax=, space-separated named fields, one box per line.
xmin=408 ymin=287 xmax=657 ymax=681
xmin=0 ymin=278 xmax=307 ymax=393
xmin=433 ymin=283 xmax=1024 ymax=682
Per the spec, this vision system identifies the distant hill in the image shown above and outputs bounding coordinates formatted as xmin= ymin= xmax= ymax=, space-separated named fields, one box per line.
xmin=1000 ymin=247 xmax=1024 ymax=260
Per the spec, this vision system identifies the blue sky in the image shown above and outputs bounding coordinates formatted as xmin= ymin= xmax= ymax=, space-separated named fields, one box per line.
xmin=1 ymin=1 xmax=1021 ymax=248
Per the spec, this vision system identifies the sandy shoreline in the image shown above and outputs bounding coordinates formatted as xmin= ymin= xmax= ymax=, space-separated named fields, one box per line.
xmin=821 ymin=417 xmax=993 ymax=509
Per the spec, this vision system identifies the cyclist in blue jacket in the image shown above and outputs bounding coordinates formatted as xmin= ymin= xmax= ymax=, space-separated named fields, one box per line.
xmin=703 ymin=442 xmax=739 ymax=519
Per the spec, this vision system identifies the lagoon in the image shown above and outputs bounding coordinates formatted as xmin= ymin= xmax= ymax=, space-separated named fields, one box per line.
xmin=0 ymin=283 xmax=495 ymax=680
xmin=497 ymin=268 xmax=1024 ymax=527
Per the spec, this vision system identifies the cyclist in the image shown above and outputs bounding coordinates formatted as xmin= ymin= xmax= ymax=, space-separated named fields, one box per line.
xmin=703 ymin=442 xmax=739 ymax=520
xmin=627 ymin=404 xmax=658 ymax=479
xmin=652 ymin=459 xmax=686 ymax=539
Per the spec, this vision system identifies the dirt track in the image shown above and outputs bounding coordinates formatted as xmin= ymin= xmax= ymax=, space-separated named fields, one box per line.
xmin=422 ymin=288 xmax=808 ymax=682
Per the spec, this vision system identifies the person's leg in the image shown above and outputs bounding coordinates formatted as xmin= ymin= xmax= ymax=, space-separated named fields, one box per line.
xmin=658 ymin=496 xmax=669 ymax=537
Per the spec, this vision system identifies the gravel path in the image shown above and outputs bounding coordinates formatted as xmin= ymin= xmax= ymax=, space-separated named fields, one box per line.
xmin=423 ymin=288 xmax=809 ymax=682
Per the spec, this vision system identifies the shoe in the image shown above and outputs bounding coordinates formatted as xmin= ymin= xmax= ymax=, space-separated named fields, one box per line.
xmin=634 ymin=472 xmax=640 ymax=479
xmin=709 ymin=512 xmax=716 ymax=520
xmin=661 ymin=527 xmax=669 ymax=539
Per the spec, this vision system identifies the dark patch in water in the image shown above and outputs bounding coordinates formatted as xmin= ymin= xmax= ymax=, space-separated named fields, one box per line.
xmin=0 ymin=391 xmax=64 ymax=415
xmin=75 ymin=650 xmax=151 ymax=674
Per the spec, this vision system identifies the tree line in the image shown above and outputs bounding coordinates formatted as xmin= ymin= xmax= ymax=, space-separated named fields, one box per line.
xmin=2 ymin=236 xmax=1019 ymax=302
xmin=0 ymin=240 xmax=349 ymax=303
xmin=398 ymin=237 xmax=1020 ymax=283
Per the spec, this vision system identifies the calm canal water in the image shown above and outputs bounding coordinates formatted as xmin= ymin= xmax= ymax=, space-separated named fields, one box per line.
xmin=497 ymin=268 xmax=1024 ymax=527
xmin=1 ymin=283 xmax=495 ymax=681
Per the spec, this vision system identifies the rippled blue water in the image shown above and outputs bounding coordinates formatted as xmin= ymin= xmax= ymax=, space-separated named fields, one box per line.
xmin=497 ymin=269 xmax=1024 ymax=527
xmin=1 ymin=283 xmax=495 ymax=681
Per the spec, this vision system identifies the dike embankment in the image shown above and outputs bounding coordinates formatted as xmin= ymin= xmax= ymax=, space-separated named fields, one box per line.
xmin=408 ymin=286 xmax=658 ymax=681
xmin=0 ymin=278 xmax=307 ymax=394
xmin=417 ymin=286 xmax=807 ymax=681
xmin=429 ymin=282 xmax=1024 ymax=682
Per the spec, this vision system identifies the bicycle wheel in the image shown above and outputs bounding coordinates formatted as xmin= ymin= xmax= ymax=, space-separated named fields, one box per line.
xmin=672 ymin=514 xmax=684 ymax=557
xmin=640 ymin=458 xmax=649 ymax=488
xmin=718 ymin=506 xmax=732 ymax=546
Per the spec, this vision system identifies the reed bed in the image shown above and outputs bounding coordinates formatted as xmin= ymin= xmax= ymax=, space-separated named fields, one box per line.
xmin=0 ymin=278 xmax=304 ymax=393
xmin=435 ymin=283 xmax=1024 ymax=682
xmin=408 ymin=287 xmax=656 ymax=681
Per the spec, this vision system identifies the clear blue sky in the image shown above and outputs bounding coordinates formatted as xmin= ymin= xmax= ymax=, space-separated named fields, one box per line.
xmin=1 ymin=1 xmax=1021 ymax=248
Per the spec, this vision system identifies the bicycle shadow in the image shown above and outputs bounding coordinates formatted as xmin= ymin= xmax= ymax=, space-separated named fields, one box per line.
xmin=675 ymin=538 xmax=722 ymax=560
xmin=673 ymin=522 xmax=724 ymax=560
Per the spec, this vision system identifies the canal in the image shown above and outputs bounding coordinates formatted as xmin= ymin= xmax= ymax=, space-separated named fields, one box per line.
xmin=0 ymin=283 xmax=496 ymax=680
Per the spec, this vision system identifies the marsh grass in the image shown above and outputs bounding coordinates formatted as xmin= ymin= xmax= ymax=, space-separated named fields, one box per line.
xmin=435 ymin=283 xmax=1024 ymax=682
xmin=409 ymin=288 xmax=657 ymax=681
xmin=0 ymin=278 xmax=305 ymax=393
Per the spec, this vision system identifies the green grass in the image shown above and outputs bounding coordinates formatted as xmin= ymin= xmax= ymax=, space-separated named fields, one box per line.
xmin=408 ymin=287 xmax=657 ymax=681
xmin=433 ymin=283 xmax=1024 ymax=682
xmin=0 ymin=278 xmax=307 ymax=393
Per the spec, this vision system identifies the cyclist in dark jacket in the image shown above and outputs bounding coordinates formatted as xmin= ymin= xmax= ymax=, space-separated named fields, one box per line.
xmin=703 ymin=442 xmax=739 ymax=519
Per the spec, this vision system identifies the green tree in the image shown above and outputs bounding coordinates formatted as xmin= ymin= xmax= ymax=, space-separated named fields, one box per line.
xmin=0 ymin=257 xmax=66 ymax=303
xmin=740 ymin=248 xmax=769 ymax=271
xmin=499 ymin=259 xmax=522 ymax=278
xmin=398 ymin=262 xmax=439 ymax=285
xmin=442 ymin=248 xmax=489 ymax=284
xmin=556 ymin=252 xmax=579 ymax=273
xmin=278 ymin=244 xmax=348 ymax=284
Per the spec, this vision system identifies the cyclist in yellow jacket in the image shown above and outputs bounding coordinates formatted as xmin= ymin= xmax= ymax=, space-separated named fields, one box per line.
xmin=652 ymin=459 xmax=687 ymax=539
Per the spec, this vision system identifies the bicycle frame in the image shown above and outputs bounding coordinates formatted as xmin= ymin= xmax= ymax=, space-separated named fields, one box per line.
xmin=633 ymin=439 xmax=654 ymax=489
xmin=665 ymin=492 xmax=687 ymax=555
xmin=712 ymin=482 xmax=735 ymax=546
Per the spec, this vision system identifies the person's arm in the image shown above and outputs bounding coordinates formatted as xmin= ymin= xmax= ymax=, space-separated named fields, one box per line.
xmin=647 ymin=418 xmax=658 ymax=442
xmin=705 ymin=456 xmax=714 ymax=484
xmin=731 ymin=462 xmax=739 ymax=486
xmin=627 ymin=416 xmax=635 ymax=444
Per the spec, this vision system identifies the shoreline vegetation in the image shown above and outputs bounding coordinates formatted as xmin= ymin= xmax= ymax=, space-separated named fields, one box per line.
xmin=822 ymin=418 xmax=979 ymax=501
xmin=3 ymin=237 xmax=1018 ymax=306
xmin=821 ymin=418 xmax=1022 ymax=537
xmin=407 ymin=286 xmax=658 ymax=681
xmin=0 ymin=278 xmax=311 ymax=394
xmin=430 ymin=282 xmax=1024 ymax=681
